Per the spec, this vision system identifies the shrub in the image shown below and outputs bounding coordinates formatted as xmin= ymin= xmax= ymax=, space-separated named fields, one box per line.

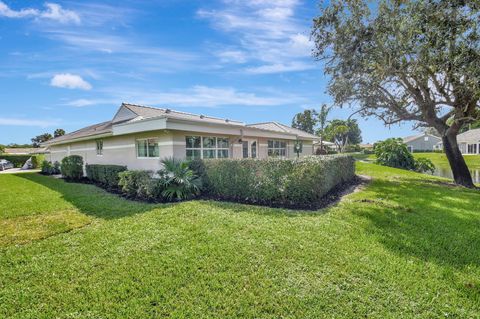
xmin=200 ymin=155 xmax=355 ymax=208
xmin=414 ymin=157 xmax=436 ymax=174
xmin=159 ymin=158 xmax=202 ymax=201
xmin=61 ymin=155 xmax=84 ymax=180
xmin=0 ymin=155 xmax=31 ymax=168
xmin=375 ymin=138 xmax=416 ymax=170
xmin=86 ymin=164 xmax=127 ymax=190
xmin=118 ymin=170 xmax=163 ymax=201
xmin=30 ymin=155 xmax=45 ymax=169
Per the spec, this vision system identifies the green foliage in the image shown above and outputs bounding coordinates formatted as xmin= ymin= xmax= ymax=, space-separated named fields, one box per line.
xmin=201 ymin=156 xmax=355 ymax=208
xmin=291 ymin=109 xmax=319 ymax=134
xmin=159 ymin=157 xmax=202 ymax=201
xmin=375 ymin=138 xmax=416 ymax=170
xmin=53 ymin=128 xmax=66 ymax=138
xmin=40 ymin=161 xmax=61 ymax=175
xmin=30 ymin=154 xmax=44 ymax=169
xmin=31 ymin=133 xmax=53 ymax=148
xmin=0 ymin=155 xmax=31 ymax=168
xmin=86 ymin=164 xmax=127 ymax=190
xmin=324 ymin=119 xmax=362 ymax=151
xmin=414 ymin=157 xmax=436 ymax=174
xmin=60 ymin=155 xmax=84 ymax=180
xmin=0 ymin=144 xmax=4 ymax=154
xmin=118 ymin=170 xmax=164 ymax=202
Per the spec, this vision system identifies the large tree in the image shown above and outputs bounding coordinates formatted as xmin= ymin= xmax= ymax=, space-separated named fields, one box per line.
xmin=312 ymin=0 xmax=480 ymax=187
xmin=292 ymin=109 xmax=319 ymax=134
xmin=31 ymin=133 xmax=53 ymax=148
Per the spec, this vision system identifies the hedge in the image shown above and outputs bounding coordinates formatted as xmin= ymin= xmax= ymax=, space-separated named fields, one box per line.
xmin=61 ymin=155 xmax=84 ymax=181
xmin=118 ymin=170 xmax=164 ymax=201
xmin=196 ymin=155 xmax=355 ymax=208
xmin=86 ymin=164 xmax=127 ymax=190
xmin=0 ymin=155 xmax=30 ymax=167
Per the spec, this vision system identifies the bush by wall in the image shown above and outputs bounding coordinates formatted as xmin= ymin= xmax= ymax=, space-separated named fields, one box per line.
xmin=41 ymin=160 xmax=61 ymax=175
xmin=198 ymin=155 xmax=355 ymax=208
xmin=118 ymin=170 xmax=164 ymax=202
xmin=61 ymin=155 xmax=84 ymax=180
xmin=86 ymin=164 xmax=127 ymax=190
xmin=0 ymin=155 xmax=31 ymax=168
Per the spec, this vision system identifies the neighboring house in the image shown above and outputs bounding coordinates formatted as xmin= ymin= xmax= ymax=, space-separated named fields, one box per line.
xmin=456 ymin=128 xmax=480 ymax=154
xmin=43 ymin=103 xmax=319 ymax=171
xmin=403 ymin=133 xmax=441 ymax=152
xmin=3 ymin=148 xmax=48 ymax=155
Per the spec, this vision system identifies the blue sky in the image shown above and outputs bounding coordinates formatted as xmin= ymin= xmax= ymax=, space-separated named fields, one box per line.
xmin=0 ymin=0 xmax=417 ymax=145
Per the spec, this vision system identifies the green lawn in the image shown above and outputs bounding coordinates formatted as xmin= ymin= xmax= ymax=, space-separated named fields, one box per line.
xmin=1 ymin=164 xmax=480 ymax=318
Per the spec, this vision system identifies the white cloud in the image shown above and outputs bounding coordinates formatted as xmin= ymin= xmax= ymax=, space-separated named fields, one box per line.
xmin=198 ymin=0 xmax=315 ymax=73
xmin=216 ymin=50 xmax=248 ymax=64
xmin=39 ymin=3 xmax=80 ymax=24
xmin=66 ymin=85 xmax=305 ymax=108
xmin=0 ymin=1 xmax=80 ymax=24
xmin=0 ymin=117 xmax=59 ymax=127
xmin=246 ymin=62 xmax=314 ymax=74
xmin=0 ymin=1 xmax=37 ymax=18
xmin=50 ymin=73 xmax=92 ymax=90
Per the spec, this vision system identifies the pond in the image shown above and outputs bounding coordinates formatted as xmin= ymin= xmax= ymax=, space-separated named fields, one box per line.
xmin=431 ymin=166 xmax=480 ymax=184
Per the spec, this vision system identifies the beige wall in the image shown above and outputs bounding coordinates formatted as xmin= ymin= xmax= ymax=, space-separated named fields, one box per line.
xmin=47 ymin=130 xmax=314 ymax=172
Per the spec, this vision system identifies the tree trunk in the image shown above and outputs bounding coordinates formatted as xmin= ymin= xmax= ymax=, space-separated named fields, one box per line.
xmin=442 ymin=133 xmax=475 ymax=188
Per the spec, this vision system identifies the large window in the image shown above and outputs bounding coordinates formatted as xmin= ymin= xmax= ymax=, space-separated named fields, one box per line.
xmin=136 ymin=138 xmax=159 ymax=158
xmin=186 ymin=136 xmax=229 ymax=160
xmin=96 ymin=139 xmax=103 ymax=156
xmin=467 ymin=143 xmax=478 ymax=154
xmin=268 ymin=140 xmax=287 ymax=157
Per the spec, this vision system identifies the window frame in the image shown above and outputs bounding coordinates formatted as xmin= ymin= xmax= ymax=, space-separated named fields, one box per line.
xmin=96 ymin=139 xmax=103 ymax=156
xmin=136 ymin=138 xmax=160 ymax=159
xmin=185 ymin=135 xmax=230 ymax=160
xmin=267 ymin=140 xmax=287 ymax=157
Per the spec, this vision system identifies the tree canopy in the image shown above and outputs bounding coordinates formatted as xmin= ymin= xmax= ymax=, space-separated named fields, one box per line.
xmin=324 ymin=119 xmax=362 ymax=152
xmin=312 ymin=0 xmax=480 ymax=187
xmin=31 ymin=133 xmax=53 ymax=148
xmin=291 ymin=109 xmax=319 ymax=134
xmin=54 ymin=129 xmax=66 ymax=138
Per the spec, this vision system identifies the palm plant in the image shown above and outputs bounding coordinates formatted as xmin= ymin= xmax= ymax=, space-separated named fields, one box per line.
xmin=159 ymin=157 xmax=202 ymax=201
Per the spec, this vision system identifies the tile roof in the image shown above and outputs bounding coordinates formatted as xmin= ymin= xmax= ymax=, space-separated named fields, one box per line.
xmin=246 ymin=122 xmax=318 ymax=139
xmin=457 ymin=128 xmax=480 ymax=143
xmin=122 ymin=103 xmax=245 ymax=126
xmin=44 ymin=121 xmax=113 ymax=145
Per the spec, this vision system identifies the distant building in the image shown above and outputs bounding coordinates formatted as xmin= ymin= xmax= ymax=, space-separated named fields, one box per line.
xmin=402 ymin=133 xmax=441 ymax=152
xmin=435 ymin=128 xmax=480 ymax=155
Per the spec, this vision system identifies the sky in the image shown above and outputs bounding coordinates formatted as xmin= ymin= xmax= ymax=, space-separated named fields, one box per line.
xmin=0 ymin=0 xmax=418 ymax=145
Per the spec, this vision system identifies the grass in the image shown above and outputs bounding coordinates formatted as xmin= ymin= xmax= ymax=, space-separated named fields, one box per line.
xmin=1 ymin=164 xmax=480 ymax=318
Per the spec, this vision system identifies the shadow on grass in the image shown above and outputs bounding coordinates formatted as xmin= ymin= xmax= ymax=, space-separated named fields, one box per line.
xmin=18 ymin=173 xmax=166 ymax=220
xmin=355 ymin=176 xmax=480 ymax=269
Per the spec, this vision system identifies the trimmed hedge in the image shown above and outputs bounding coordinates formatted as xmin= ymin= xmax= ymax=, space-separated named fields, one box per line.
xmin=86 ymin=164 xmax=127 ymax=190
xmin=61 ymin=155 xmax=84 ymax=180
xmin=118 ymin=170 xmax=164 ymax=202
xmin=41 ymin=160 xmax=61 ymax=175
xmin=197 ymin=155 xmax=355 ymax=208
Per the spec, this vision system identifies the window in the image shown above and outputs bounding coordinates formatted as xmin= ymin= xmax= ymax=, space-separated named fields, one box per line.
xmin=468 ymin=144 xmax=478 ymax=154
xmin=136 ymin=138 xmax=159 ymax=158
xmin=185 ymin=136 xmax=229 ymax=160
xmin=267 ymin=140 xmax=287 ymax=157
xmin=424 ymin=136 xmax=429 ymax=141
xmin=96 ymin=140 xmax=103 ymax=156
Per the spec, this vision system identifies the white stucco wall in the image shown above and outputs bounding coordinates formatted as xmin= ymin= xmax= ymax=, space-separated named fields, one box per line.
xmin=47 ymin=130 xmax=315 ymax=172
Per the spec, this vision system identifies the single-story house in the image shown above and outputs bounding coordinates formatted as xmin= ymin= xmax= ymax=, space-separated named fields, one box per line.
xmin=437 ymin=128 xmax=480 ymax=155
xmin=44 ymin=103 xmax=319 ymax=171
xmin=403 ymin=133 xmax=441 ymax=152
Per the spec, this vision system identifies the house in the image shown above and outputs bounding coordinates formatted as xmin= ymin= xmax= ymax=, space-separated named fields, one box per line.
xmin=456 ymin=128 xmax=480 ymax=154
xmin=402 ymin=133 xmax=441 ymax=152
xmin=44 ymin=103 xmax=319 ymax=171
